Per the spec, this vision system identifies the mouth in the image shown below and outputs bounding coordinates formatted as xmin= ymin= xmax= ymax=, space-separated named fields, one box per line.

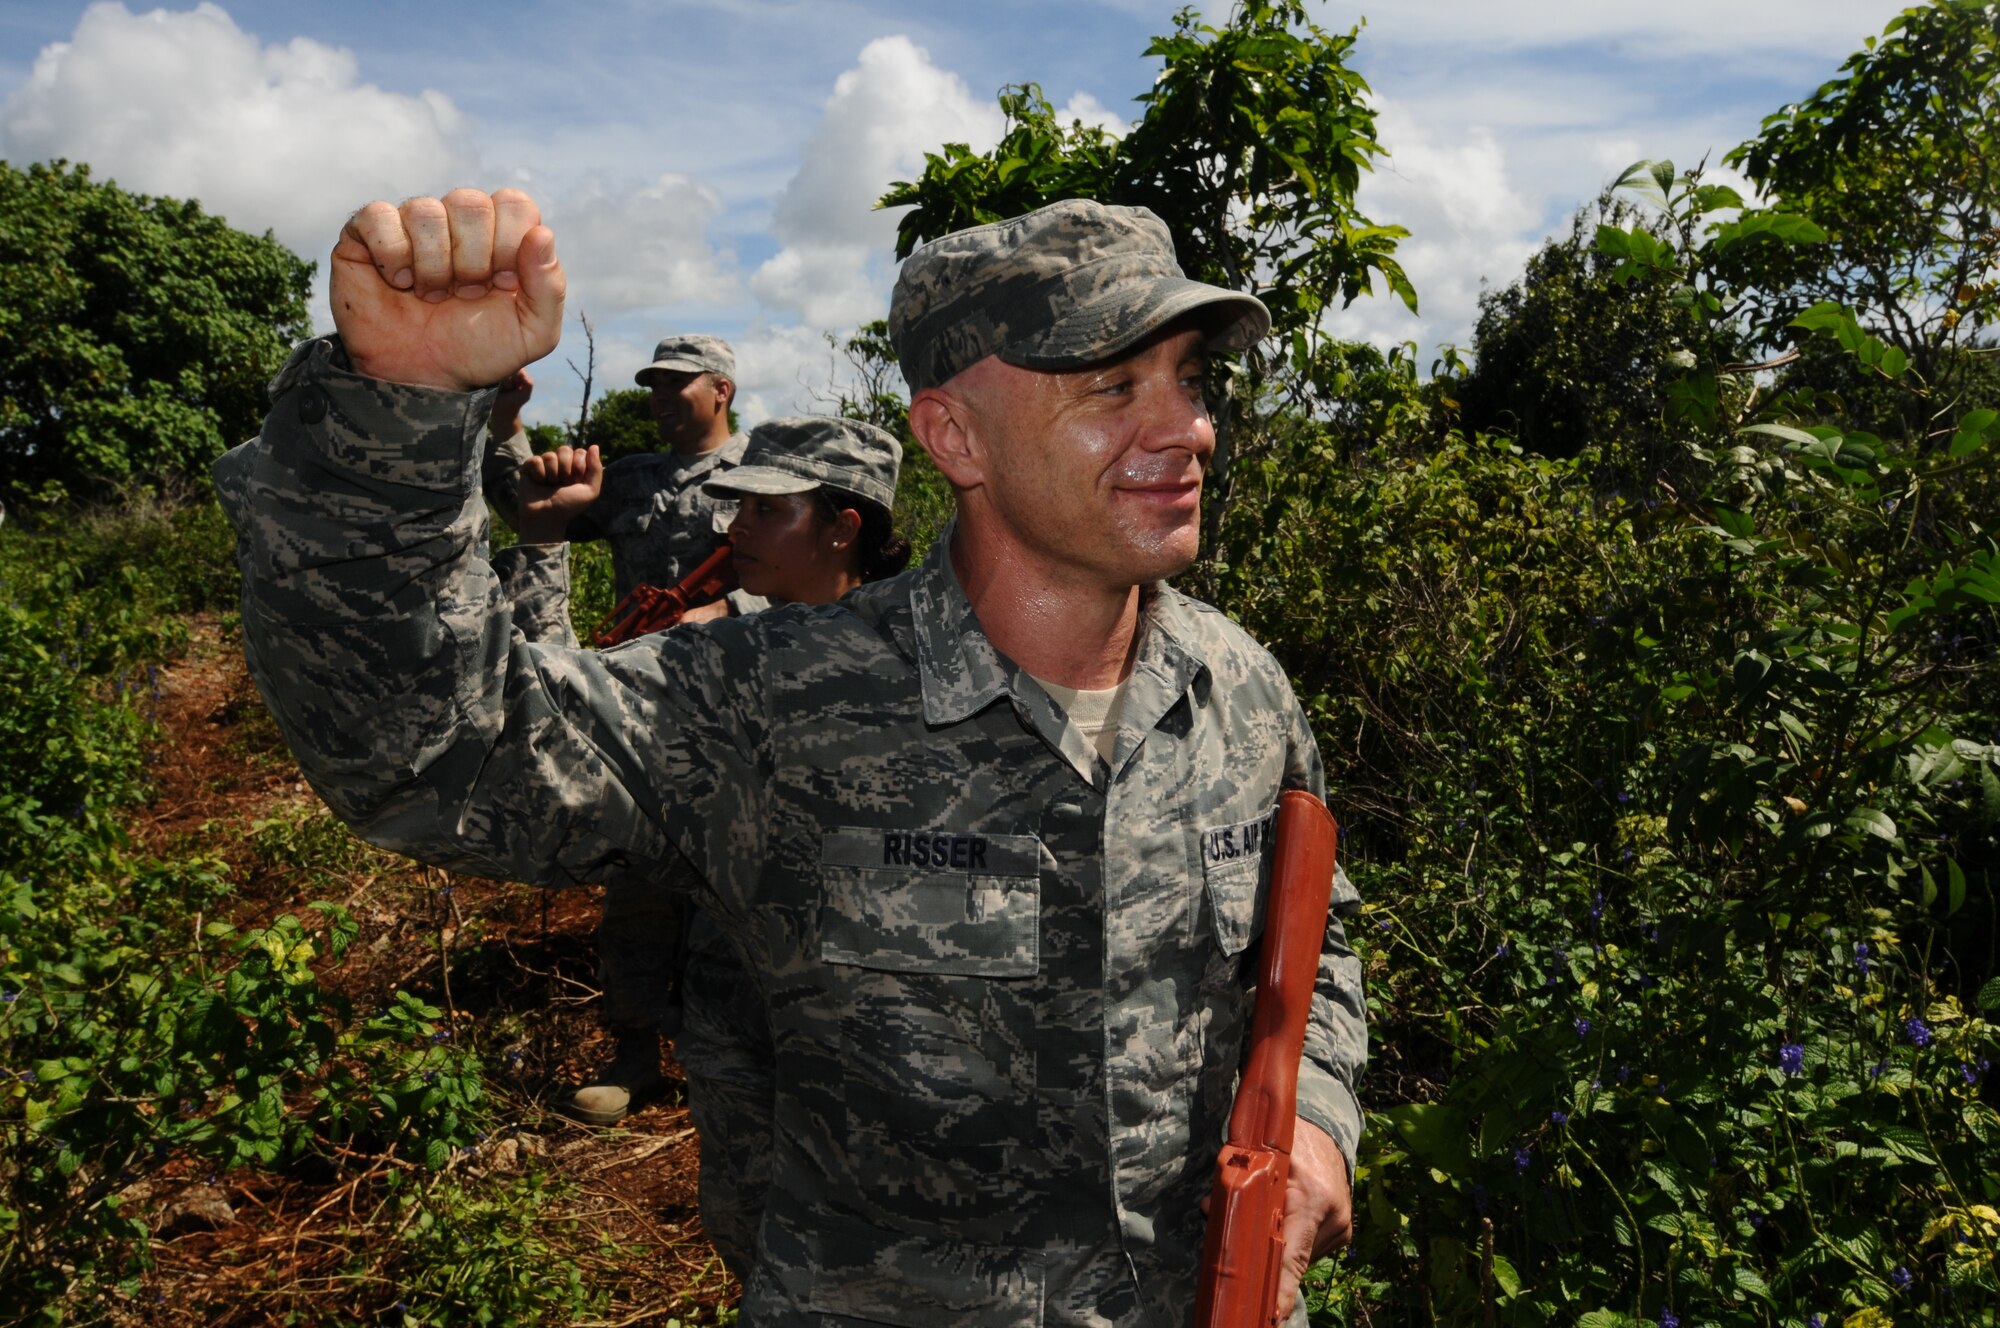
xmin=1118 ymin=478 xmax=1202 ymax=510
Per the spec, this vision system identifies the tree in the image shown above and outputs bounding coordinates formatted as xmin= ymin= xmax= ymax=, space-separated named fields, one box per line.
xmin=575 ymin=388 xmax=658 ymax=464
xmin=1722 ymin=0 xmax=1999 ymax=440
xmin=0 ymin=160 xmax=314 ymax=500
xmin=1459 ymin=194 xmax=1712 ymax=479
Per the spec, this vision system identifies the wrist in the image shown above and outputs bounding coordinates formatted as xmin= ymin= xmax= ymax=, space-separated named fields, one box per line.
xmin=517 ymin=513 xmax=571 ymax=544
xmin=346 ymin=348 xmax=482 ymax=393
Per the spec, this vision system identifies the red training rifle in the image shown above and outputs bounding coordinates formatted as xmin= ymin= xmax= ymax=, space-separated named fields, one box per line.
xmin=588 ymin=539 xmax=737 ymax=647
xmin=1195 ymin=788 xmax=1340 ymax=1327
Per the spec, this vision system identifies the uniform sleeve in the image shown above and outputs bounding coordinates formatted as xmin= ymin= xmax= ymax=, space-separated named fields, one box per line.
xmin=493 ymin=542 xmax=582 ymax=648
xmin=1283 ymin=693 xmax=1368 ymax=1179
xmin=215 ymin=338 xmax=770 ymax=901
xmin=481 ymin=424 xmax=533 ymax=532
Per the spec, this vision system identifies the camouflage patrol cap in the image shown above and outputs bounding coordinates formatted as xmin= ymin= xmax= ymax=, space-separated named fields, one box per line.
xmin=703 ymin=415 xmax=902 ymax=512
xmin=635 ymin=334 xmax=735 ymax=385
xmin=888 ymin=199 xmax=1270 ymax=393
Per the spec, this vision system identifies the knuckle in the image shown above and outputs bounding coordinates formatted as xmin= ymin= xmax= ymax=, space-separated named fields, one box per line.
xmin=400 ymin=195 xmax=447 ymax=225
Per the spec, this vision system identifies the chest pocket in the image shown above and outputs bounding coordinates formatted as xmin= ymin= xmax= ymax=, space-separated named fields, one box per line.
xmin=819 ymin=828 xmax=1041 ymax=978
xmin=1199 ymin=805 xmax=1277 ymax=957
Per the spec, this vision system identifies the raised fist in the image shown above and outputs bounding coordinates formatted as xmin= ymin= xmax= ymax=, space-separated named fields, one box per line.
xmin=516 ymin=444 xmax=603 ymax=544
xmin=331 ymin=188 xmax=565 ymax=392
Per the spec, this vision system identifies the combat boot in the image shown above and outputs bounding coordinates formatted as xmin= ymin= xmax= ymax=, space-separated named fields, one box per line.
xmin=565 ymin=1027 xmax=668 ymax=1126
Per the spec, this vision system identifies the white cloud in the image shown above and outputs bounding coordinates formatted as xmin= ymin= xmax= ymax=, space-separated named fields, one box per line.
xmin=750 ymin=34 xmax=1004 ymax=330
xmin=1331 ymin=100 xmax=1540 ymax=357
xmin=1058 ymin=91 xmax=1129 ymax=137
xmin=730 ymin=323 xmax=870 ymax=426
xmin=545 ymin=173 xmax=739 ymax=316
xmin=0 ymin=2 xmax=474 ymax=260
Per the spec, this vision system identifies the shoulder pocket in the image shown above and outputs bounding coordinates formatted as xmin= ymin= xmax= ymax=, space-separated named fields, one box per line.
xmin=819 ymin=828 xmax=1041 ymax=978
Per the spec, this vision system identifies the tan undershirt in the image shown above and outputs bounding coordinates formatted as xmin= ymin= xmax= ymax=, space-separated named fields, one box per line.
xmin=1033 ymin=676 xmax=1131 ymax=766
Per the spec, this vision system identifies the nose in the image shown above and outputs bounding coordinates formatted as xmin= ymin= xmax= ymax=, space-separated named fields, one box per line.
xmin=1136 ymin=368 xmax=1214 ymax=464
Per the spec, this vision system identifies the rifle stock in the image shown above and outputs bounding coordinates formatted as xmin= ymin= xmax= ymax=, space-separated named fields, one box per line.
xmin=589 ymin=539 xmax=737 ymax=647
xmin=1195 ymin=789 xmax=1339 ymax=1328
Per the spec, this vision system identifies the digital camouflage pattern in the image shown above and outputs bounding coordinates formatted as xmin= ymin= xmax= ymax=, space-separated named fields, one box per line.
xmin=705 ymin=415 xmax=903 ymax=514
xmin=483 ymin=428 xmax=760 ymax=1037
xmin=494 ymin=539 xmax=776 ymax=1281
xmin=485 ymin=424 xmax=753 ymax=602
xmin=217 ymin=335 xmax=1366 ymax=1327
xmin=637 ymin=332 xmax=736 ymax=383
xmin=888 ymin=199 xmax=1271 ymax=393
xmin=678 ymin=931 xmax=778 ymax=1282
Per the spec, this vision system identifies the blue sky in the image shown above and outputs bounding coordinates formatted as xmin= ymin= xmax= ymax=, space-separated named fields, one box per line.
xmin=0 ymin=0 xmax=1914 ymax=426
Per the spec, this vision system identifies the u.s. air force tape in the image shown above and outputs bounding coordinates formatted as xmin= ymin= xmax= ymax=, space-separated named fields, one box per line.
xmin=1199 ymin=805 xmax=1278 ymax=869
xmin=821 ymin=827 xmax=1041 ymax=876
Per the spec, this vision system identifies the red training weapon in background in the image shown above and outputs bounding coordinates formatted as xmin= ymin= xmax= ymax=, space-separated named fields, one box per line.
xmin=1195 ymin=789 xmax=1339 ymax=1327
xmin=588 ymin=540 xmax=737 ymax=647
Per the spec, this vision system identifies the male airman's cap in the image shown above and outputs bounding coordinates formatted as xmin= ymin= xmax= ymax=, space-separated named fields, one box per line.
xmin=703 ymin=416 xmax=902 ymax=512
xmin=887 ymin=199 xmax=1271 ymax=394
xmin=635 ymin=334 xmax=735 ymax=385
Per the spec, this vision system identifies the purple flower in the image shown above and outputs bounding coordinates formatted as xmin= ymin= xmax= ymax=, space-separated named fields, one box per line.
xmin=1495 ymin=941 xmax=1510 ymax=959
xmin=1551 ymin=1110 xmax=1569 ymax=1125
xmin=1853 ymin=941 xmax=1870 ymax=977
xmin=1617 ymin=1064 xmax=1632 ymax=1082
xmin=1906 ymin=1017 xmax=1932 ymax=1048
xmin=1590 ymin=892 xmax=1605 ymax=922
xmin=430 ymin=1028 xmax=452 ymax=1044
xmin=1658 ymin=1311 xmax=1679 ymax=1328
xmin=1892 ymin=1266 xmax=1912 ymax=1291
xmin=1779 ymin=1042 xmax=1805 ymax=1076
xmin=0 ymin=991 xmax=14 ymax=1002
xmin=1808 ymin=1316 xmax=1823 ymax=1328
xmin=1574 ymin=1016 xmax=1592 ymax=1037
xmin=1513 ymin=1147 xmax=1532 ymax=1173
xmin=1870 ymin=1057 xmax=1889 ymax=1080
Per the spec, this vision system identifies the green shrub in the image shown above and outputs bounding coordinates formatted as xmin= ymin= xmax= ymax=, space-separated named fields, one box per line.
xmin=362 ymin=1171 xmax=612 ymax=1328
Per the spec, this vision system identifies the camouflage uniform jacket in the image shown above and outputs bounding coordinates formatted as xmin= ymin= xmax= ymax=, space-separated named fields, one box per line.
xmin=218 ymin=337 xmax=1367 ymax=1327
xmin=486 ymin=423 xmax=762 ymax=608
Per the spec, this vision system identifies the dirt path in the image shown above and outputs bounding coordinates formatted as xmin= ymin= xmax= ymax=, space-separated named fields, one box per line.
xmin=124 ymin=615 xmax=737 ymax=1325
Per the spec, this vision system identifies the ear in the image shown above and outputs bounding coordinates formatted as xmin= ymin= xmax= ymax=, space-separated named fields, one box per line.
xmin=712 ymin=375 xmax=736 ymax=409
xmin=909 ymin=387 xmax=983 ymax=490
xmin=829 ymin=506 xmax=863 ymax=550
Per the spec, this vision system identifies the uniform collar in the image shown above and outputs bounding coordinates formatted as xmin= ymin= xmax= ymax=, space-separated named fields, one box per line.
xmin=908 ymin=528 xmax=1213 ymax=776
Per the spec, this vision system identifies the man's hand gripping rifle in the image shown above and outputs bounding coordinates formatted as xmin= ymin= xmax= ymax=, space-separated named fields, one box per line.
xmin=1196 ymin=789 xmax=1340 ymax=1327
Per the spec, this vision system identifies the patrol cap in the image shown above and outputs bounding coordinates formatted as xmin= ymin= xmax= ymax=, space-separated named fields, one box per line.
xmin=887 ymin=199 xmax=1271 ymax=394
xmin=703 ymin=416 xmax=902 ymax=513
xmin=635 ymin=334 xmax=735 ymax=385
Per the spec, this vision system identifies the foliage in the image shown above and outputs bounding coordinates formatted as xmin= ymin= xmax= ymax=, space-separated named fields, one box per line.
xmin=1722 ymin=0 xmax=2000 ymax=424
xmin=1459 ymin=195 xmax=1711 ymax=478
xmin=364 ymin=1171 xmax=613 ymax=1328
xmin=1242 ymin=158 xmax=1999 ymax=1328
xmin=883 ymin=2 xmax=1413 ymax=339
xmin=0 ymin=160 xmax=313 ymax=501
xmin=577 ymin=387 xmax=661 ymax=464
xmin=0 ymin=518 xmax=508 ymax=1322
